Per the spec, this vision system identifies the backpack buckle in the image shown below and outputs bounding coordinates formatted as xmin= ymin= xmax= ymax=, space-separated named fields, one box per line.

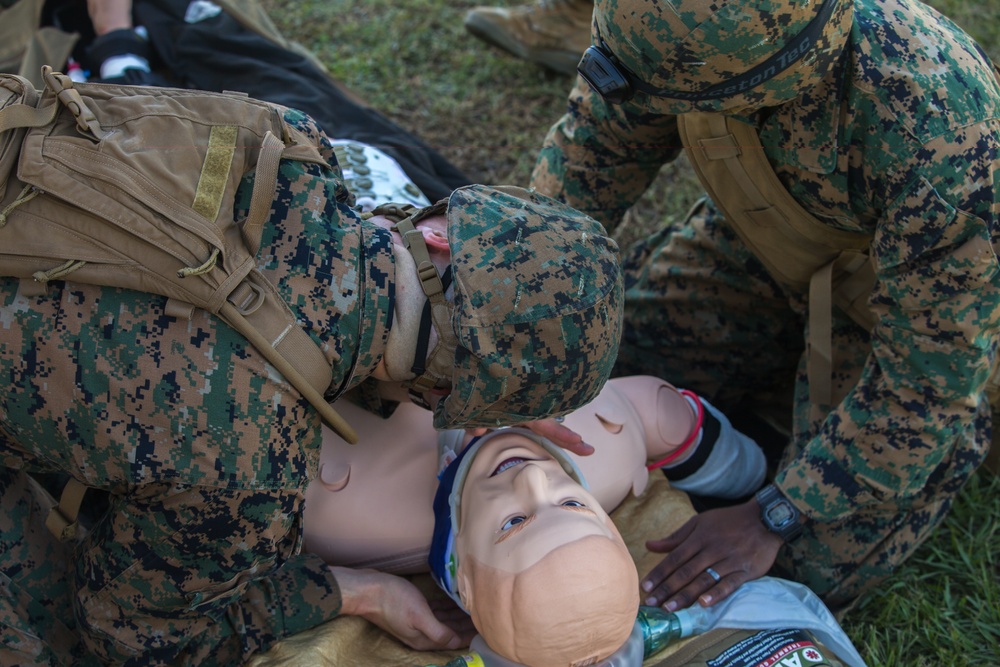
xmin=41 ymin=65 xmax=106 ymax=141
xmin=228 ymin=281 xmax=266 ymax=315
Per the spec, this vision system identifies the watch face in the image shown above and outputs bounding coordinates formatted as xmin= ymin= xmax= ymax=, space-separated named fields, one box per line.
xmin=766 ymin=503 xmax=795 ymax=527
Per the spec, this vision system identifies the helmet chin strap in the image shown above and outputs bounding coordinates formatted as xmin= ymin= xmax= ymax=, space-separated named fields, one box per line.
xmin=367 ymin=201 xmax=458 ymax=408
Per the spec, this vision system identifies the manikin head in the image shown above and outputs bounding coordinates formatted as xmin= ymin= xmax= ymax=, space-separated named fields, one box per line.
xmin=367 ymin=185 xmax=624 ymax=430
xmin=430 ymin=429 xmax=639 ymax=667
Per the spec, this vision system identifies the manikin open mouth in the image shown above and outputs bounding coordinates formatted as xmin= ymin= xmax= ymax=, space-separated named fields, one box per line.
xmin=491 ymin=457 xmax=526 ymax=476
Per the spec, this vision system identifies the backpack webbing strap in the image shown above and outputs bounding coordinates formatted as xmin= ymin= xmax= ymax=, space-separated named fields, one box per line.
xmin=679 ymin=112 xmax=877 ymax=414
xmin=221 ymin=296 xmax=358 ymax=443
xmin=218 ymin=130 xmax=357 ymax=443
xmin=0 ymin=97 xmax=56 ymax=134
xmin=241 ymin=130 xmax=284 ymax=255
xmin=41 ymin=67 xmax=106 ymax=140
xmin=43 ymin=476 xmax=88 ymax=542
xmin=808 ymin=250 xmax=872 ymax=418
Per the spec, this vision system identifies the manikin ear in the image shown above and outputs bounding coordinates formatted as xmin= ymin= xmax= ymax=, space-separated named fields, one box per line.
xmin=456 ymin=564 xmax=473 ymax=609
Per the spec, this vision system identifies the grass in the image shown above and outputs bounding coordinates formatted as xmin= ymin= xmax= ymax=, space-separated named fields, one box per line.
xmin=258 ymin=0 xmax=1000 ymax=664
xmin=846 ymin=471 xmax=1000 ymax=666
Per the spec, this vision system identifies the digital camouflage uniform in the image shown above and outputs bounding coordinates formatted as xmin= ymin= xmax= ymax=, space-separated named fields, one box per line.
xmin=0 ymin=90 xmax=623 ymax=661
xmin=0 ymin=108 xmax=395 ymax=665
xmin=533 ymin=0 xmax=1000 ymax=606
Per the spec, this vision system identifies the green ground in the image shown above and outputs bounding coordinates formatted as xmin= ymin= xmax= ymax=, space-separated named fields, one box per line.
xmin=260 ymin=1 xmax=1000 ymax=663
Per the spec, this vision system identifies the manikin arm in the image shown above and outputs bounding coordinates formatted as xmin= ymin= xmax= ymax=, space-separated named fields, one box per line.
xmin=606 ymin=375 xmax=699 ymax=463
xmin=608 ymin=376 xmax=766 ymax=500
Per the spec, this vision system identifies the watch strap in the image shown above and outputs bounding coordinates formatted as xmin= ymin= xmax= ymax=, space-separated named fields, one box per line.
xmin=755 ymin=483 xmax=803 ymax=543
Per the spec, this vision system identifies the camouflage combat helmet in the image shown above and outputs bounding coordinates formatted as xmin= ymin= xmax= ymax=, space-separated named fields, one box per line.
xmin=578 ymin=0 xmax=854 ymax=113
xmin=384 ymin=185 xmax=624 ymax=430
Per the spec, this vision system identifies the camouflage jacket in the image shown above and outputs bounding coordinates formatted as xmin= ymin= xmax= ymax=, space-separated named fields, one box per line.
xmin=0 ymin=109 xmax=396 ymax=663
xmin=532 ymin=0 xmax=1000 ymax=521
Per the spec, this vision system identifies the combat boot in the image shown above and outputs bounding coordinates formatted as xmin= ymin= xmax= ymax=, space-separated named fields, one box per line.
xmin=464 ymin=0 xmax=593 ymax=76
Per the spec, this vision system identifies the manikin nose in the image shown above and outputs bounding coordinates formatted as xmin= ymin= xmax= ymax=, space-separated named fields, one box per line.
xmin=513 ymin=462 xmax=551 ymax=499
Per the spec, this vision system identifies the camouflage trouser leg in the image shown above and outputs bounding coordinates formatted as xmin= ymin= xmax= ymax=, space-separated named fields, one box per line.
xmin=74 ymin=483 xmax=305 ymax=666
xmin=777 ymin=386 xmax=990 ymax=609
xmin=615 ymin=197 xmax=805 ymax=407
xmin=0 ymin=467 xmax=84 ymax=666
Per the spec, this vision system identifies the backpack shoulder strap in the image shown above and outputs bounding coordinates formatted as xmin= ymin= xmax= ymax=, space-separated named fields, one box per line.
xmin=678 ymin=111 xmax=875 ymax=307
xmin=0 ymin=69 xmax=358 ymax=443
xmin=679 ymin=112 xmax=877 ymax=414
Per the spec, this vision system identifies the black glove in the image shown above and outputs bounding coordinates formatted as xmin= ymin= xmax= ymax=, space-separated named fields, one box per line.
xmin=86 ymin=27 xmax=150 ymax=70
xmin=87 ymin=27 xmax=172 ymax=86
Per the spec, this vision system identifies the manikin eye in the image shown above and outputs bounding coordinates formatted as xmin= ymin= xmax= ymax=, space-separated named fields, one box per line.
xmin=501 ymin=516 xmax=527 ymax=531
xmin=562 ymin=500 xmax=586 ymax=508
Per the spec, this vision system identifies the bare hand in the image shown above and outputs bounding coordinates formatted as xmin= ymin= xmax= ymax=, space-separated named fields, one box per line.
xmin=640 ymin=500 xmax=784 ymax=612
xmin=428 ymin=594 xmax=477 ymax=644
xmin=465 ymin=418 xmax=594 ymax=456
xmin=331 ymin=566 xmax=468 ymax=650
xmin=87 ymin=0 xmax=134 ymax=35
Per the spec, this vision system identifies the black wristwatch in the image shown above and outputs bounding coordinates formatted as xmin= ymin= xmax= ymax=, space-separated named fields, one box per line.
xmin=755 ymin=484 xmax=803 ymax=543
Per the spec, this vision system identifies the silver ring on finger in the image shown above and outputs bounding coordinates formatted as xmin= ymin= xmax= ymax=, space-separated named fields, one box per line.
xmin=705 ymin=567 xmax=722 ymax=583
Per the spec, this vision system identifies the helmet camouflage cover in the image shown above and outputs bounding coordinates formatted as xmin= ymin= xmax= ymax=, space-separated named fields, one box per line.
xmin=435 ymin=185 xmax=623 ymax=429
xmin=592 ymin=0 xmax=854 ymax=113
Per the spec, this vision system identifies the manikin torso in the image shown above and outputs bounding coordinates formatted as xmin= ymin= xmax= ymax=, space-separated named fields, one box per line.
xmin=303 ymin=376 xmax=695 ymax=573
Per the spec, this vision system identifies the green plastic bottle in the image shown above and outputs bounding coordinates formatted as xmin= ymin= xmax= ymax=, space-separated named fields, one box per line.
xmin=425 ymin=652 xmax=485 ymax=667
xmin=637 ymin=605 xmax=687 ymax=657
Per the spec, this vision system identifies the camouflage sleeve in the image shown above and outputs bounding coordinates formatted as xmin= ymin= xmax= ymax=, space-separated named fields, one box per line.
xmin=530 ymin=76 xmax=684 ymax=233
xmin=75 ymin=485 xmax=344 ymax=665
xmin=174 ymin=551 xmax=346 ymax=662
xmin=256 ymin=552 xmax=347 ymax=637
xmin=340 ymin=376 xmax=402 ymax=419
xmin=776 ymin=120 xmax=1000 ymax=521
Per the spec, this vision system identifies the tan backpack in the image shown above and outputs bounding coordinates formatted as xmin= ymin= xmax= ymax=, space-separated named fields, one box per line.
xmin=0 ymin=68 xmax=358 ymax=444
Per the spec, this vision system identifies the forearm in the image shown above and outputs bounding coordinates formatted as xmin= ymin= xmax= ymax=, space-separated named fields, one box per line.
xmin=78 ymin=560 xmax=343 ymax=667
xmin=142 ymin=556 xmax=343 ymax=666
xmin=531 ymin=79 xmax=682 ymax=232
xmin=775 ymin=351 xmax=989 ymax=522
xmin=87 ymin=0 xmax=133 ymax=35
xmin=259 ymin=553 xmax=345 ymax=636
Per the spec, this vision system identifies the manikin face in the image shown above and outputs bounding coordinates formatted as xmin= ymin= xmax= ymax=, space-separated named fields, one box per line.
xmin=455 ymin=433 xmax=620 ymax=572
xmin=452 ymin=431 xmax=639 ymax=666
